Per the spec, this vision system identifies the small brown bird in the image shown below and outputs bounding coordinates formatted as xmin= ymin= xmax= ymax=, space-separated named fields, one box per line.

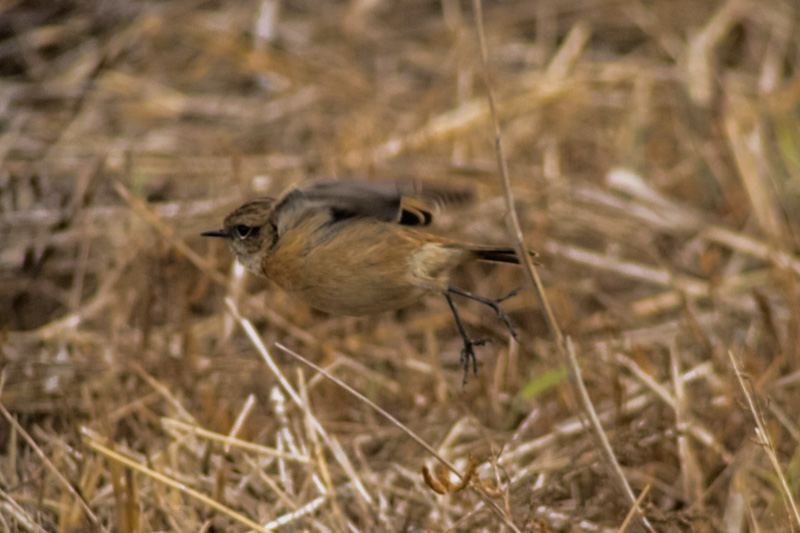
xmin=202 ymin=179 xmax=530 ymax=383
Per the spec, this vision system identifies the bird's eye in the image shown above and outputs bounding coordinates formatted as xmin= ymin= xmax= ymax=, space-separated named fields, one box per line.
xmin=235 ymin=225 xmax=253 ymax=239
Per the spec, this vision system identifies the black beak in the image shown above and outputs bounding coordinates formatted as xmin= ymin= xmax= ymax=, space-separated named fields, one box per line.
xmin=201 ymin=229 xmax=229 ymax=238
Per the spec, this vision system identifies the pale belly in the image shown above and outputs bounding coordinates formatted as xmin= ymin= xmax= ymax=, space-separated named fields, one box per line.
xmin=288 ymin=276 xmax=430 ymax=316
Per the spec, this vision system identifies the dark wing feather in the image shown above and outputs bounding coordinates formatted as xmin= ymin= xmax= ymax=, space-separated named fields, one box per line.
xmin=303 ymin=180 xmax=413 ymax=224
xmin=272 ymin=179 xmax=450 ymax=235
xmin=271 ymin=179 xmax=476 ymax=237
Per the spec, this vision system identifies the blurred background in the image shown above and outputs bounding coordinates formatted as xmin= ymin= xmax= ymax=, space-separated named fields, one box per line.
xmin=1 ymin=0 xmax=799 ymax=531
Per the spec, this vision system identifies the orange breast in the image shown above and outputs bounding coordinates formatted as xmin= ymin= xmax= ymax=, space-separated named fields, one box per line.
xmin=262 ymin=216 xmax=465 ymax=315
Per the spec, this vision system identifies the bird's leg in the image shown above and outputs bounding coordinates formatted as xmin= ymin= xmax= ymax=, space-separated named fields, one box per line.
xmin=446 ymin=286 xmax=518 ymax=339
xmin=444 ymin=291 xmax=487 ymax=386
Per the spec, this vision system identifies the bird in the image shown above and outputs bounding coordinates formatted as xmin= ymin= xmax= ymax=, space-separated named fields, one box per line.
xmin=202 ymin=179 xmax=532 ymax=384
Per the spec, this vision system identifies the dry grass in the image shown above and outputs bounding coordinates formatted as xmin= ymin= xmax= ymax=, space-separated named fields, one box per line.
xmin=2 ymin=0 xmax=800 ymax=531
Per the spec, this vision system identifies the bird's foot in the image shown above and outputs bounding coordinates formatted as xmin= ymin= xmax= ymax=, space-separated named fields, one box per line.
xmin=460 ymin=338 xmax=489 ymax=387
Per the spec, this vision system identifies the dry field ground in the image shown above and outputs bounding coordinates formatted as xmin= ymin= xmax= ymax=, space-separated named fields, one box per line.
xmin=2 ymin=0 xmax=800 ymax=531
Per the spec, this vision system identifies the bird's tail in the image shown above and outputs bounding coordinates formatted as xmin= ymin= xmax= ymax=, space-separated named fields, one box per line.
xmin=468 ymin=246 xmax=537 ymax=264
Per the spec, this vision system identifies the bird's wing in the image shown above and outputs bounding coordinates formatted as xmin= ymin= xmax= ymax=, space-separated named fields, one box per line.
xmin=272 ymin=179 xmax=472 ymax=237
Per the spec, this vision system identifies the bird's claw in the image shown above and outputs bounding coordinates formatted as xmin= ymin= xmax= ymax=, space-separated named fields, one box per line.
xmin=460 ymin=338 xmax=489 ymax=386
xmin=496 ymin=288 xmax=519 ymax=303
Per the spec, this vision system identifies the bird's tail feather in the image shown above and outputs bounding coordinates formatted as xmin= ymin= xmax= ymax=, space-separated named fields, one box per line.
xmin=469 ymin=246 xmax=536 ymax=264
